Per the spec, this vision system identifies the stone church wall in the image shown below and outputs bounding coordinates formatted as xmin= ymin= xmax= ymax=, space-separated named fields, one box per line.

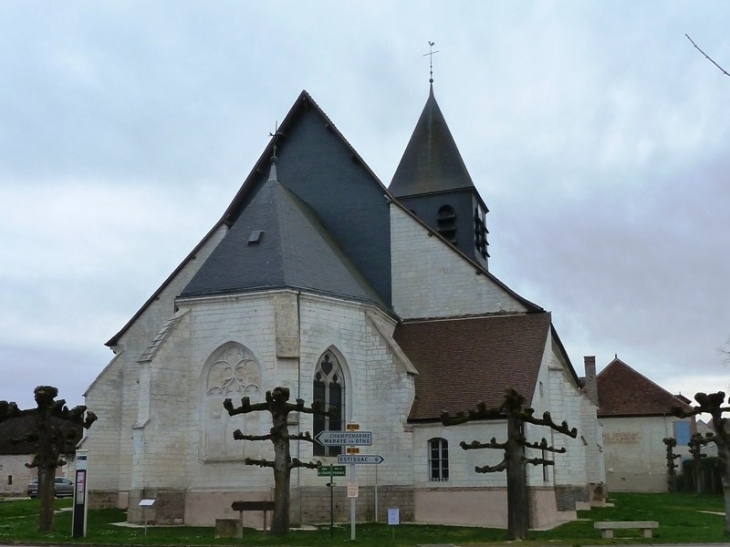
xmin=85 ymin=225 xmax=227 ymax=508
xmin=390 ymin=206 xmax=528 ymax=320
xmin=117 ymin=289 xmax=415 ymax=526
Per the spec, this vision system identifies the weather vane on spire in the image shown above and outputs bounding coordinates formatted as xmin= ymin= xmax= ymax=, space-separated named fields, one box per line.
xmin=269 ymin=121 xmax=283 ymax=160
xmin=424 ymin=41 xmax=440 ymax=84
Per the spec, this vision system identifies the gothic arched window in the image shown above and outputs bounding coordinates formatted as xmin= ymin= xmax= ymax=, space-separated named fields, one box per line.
xmin=313 ymin=351 xmax=345 ymax=457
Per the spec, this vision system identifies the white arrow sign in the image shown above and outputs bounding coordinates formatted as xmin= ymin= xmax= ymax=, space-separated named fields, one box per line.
xmin=315 ymin=430 xmax=372 ymax=446
xmin=337 ymin=454 xmax=384 ymax=465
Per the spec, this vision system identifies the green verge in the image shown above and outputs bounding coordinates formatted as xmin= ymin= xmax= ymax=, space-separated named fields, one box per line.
xmin=0 ymin=492 xmax=726 ymax=546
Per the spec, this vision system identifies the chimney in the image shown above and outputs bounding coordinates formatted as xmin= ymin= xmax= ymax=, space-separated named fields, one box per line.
xmin=584 ymin=355 xmax=598 ymax=406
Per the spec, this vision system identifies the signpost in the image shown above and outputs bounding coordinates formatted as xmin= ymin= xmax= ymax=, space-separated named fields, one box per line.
xmin=319 ymin=465 xmax=346 ymax=538
xmin=72 ymin=450 xmax=89 ymax=537
xmin=337 ymin=454 xmax=384 ymax=465
xmin=314 ymin=430 xmax=372 ymax=446
xmin=316 ymin=424 xmax=376 ymax=541
xmin=317 ymin=465 xmax=346 ymax=477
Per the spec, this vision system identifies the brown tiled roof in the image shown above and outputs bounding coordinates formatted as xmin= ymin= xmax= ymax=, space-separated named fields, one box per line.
xmin=395 ymin=313 xmax=552 ymax=421
xmin=596 ymin=358 xmax=693 ymax=417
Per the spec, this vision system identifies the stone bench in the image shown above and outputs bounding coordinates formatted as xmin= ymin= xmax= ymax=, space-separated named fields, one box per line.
xmin=231 ymin=501 xmax=276 ymax=533
xmin=594 ymin=520 xmax=659 ymax=538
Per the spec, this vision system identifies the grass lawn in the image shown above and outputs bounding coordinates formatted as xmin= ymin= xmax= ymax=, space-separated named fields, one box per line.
xmin=0 ymin=492 xmax=726 ymax=546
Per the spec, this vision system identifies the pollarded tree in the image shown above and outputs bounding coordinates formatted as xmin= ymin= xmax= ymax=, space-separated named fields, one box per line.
xmin=688 ymin=432 xmax=712 ymax=494
xmin=673 ymin=392 xmax=730 ymax=534
xmin=662 ymin=437 xmax=682 ymax=492
xmin=0 ymin=386 xmax=96 ymax=531
xmin=440 ymin=387 xmax=577 ymax=540
xmin=223 ymin=386 xmax=334 ymax=536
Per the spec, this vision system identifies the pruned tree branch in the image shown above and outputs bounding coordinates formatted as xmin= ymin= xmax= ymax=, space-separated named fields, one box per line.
xmin=288 ymin=431 xmax=315 ymax=443
xmin=233 ymin=430 xmax=272 ymax=442
xmin=522 ymin=411 xmax=578 ymax=438
xmin=687 ymin=34 xmax=730 ymax=78
xmin=475 ymin=460 xmax=508 ymax=473
xmin=460 ymin=438 xmax=505 ymax=450
xmin=524 ymin=437 xmax=567 ymax=453
xmin=524 ymin=457 xmax=556 ymax=466
xmin=289 ymin=458 xmax=320 ymax=470
xmin=244 ymin=457 xmax=275 ymax=468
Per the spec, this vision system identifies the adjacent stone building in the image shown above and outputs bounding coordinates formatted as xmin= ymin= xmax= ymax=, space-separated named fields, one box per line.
xmin=0 ymin=415 xmax=79 ymax=497
xmin=84 ymin=84 xmax=604 ymax=529
xmin=597 ymin=356 xmax=694 ymax=492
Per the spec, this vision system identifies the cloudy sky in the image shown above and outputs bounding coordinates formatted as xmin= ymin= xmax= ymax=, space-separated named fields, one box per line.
xmin=1 ymin=1 xmax=729 ymax=410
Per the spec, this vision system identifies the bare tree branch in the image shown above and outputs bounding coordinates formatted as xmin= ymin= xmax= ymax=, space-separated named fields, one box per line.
xmin=289 ymin=458 xmax=320 ymax=470
xmin=476 ymin=460 xmax=508 ymax=473
xmin=233 ymin=430 xmax=272 ymax=442
xmin=460 ymin=438 xmax=506 ymax=450
xmin=687 ymin=34 xmax=730 ymax=78
xmin=244 ymin=457 xmax=275 ymax=468
xmin=524 ymin=438 xmax=567 ymax=453
xmin=288 ymin=431 xmax=315 ymax=443
xmin=524 ymin=457 xmax=556 ymax=466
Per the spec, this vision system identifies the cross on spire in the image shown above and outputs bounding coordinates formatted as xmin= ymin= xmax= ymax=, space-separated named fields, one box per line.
xmin=267 ymin=121 xmax=283 ymax=182
xmin=423 ymin=41 xmax=440 ymax=84
xmin=269 ymin=121 xmax=283 ymax=159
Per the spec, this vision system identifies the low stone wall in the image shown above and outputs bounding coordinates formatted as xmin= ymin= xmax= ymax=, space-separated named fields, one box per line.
xmin=127 ymin=488 xmax=186 ymax=525
xmin=554 ymin=485 xmax=589 ymax=511
xmin=88 ymin=490 xmax=120 ymax=509
xmin=295 ymin=485 xmax=414 ymax=524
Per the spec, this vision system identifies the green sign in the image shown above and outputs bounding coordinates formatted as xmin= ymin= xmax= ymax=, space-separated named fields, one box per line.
xmin=317 ymin=465 xmax=346 ymax=477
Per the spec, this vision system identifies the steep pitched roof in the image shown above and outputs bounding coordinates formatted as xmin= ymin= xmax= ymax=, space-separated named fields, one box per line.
xmin=389 ymin=84 xmax=476 ymax=198
xmin=596 ymin=357 xmax=693 ymax=417
xmin=180 ymin=175 xmax=385 ymax=307
xmin=396 ymin=313 xmax=552 ymax=421
xmin=107 ymin=90 xmax=393 ymax=346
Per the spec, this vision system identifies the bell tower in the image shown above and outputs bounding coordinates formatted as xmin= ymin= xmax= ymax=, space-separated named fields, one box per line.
xmin=389 ymin=82 xmax=489 ymax=269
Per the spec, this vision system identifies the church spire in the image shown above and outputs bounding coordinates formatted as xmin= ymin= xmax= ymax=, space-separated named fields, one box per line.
xmin=388 ymin=81 xmax=475 ymax=198
xmin=388 ymin=63 xmax=490 ymax=269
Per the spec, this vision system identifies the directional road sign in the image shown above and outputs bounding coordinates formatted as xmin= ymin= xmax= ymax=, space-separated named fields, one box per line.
xmin=317 ymin=465 xmax=346 ymax=477
xmin=337 ymin=454 xmax=384 ymax=465
xmin=315 ymin=430 xmax=372 ymax=446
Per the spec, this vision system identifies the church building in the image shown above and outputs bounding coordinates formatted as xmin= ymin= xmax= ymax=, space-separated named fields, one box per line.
xmin=84 ymin=82 xmax=604 ymax=530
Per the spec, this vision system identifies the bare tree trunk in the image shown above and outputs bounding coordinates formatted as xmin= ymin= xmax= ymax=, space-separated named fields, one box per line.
xmin=270 ymin=420 xmax=290 ymax=535
xmin=38 ymin=466 xmax=56 ymax=531
xmin=506 ymin=413 xmax=528 ymax=540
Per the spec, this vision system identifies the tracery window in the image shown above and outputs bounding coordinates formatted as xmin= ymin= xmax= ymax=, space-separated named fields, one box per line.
xmin=429 ymin=438 xmax=449 ymax=481
xmin=202 ymin=342 xmax=261 ymax=460
xmin=313 ymin=351 xmax=345 ymax=457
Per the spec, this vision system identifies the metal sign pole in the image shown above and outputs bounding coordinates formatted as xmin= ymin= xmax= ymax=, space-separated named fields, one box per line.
xmin=375 ymin=464 xmax=378 ymax=523
xmin=350 ymin=462 xmax=356 ymax=540
xmin=72 ymin=450 xmax=89 ymax=537
xmin=330 ymin=466 xmax=334 ymax=539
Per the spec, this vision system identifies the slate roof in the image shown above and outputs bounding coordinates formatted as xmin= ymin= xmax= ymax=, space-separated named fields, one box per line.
xmin=389 ymin=84 xmax=476 ymax=198
xmin=181 ymin=174 xmax=385 ymax=307
xmin=596 ymin=357 xmax=693 ymax=417
xmin=395 ymin=313 xmax=553 ymax=422
xmin=0 ymin=415 xmax=81 ymax=455
xmin=107 ymin=90 xmax=393 ymax=346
